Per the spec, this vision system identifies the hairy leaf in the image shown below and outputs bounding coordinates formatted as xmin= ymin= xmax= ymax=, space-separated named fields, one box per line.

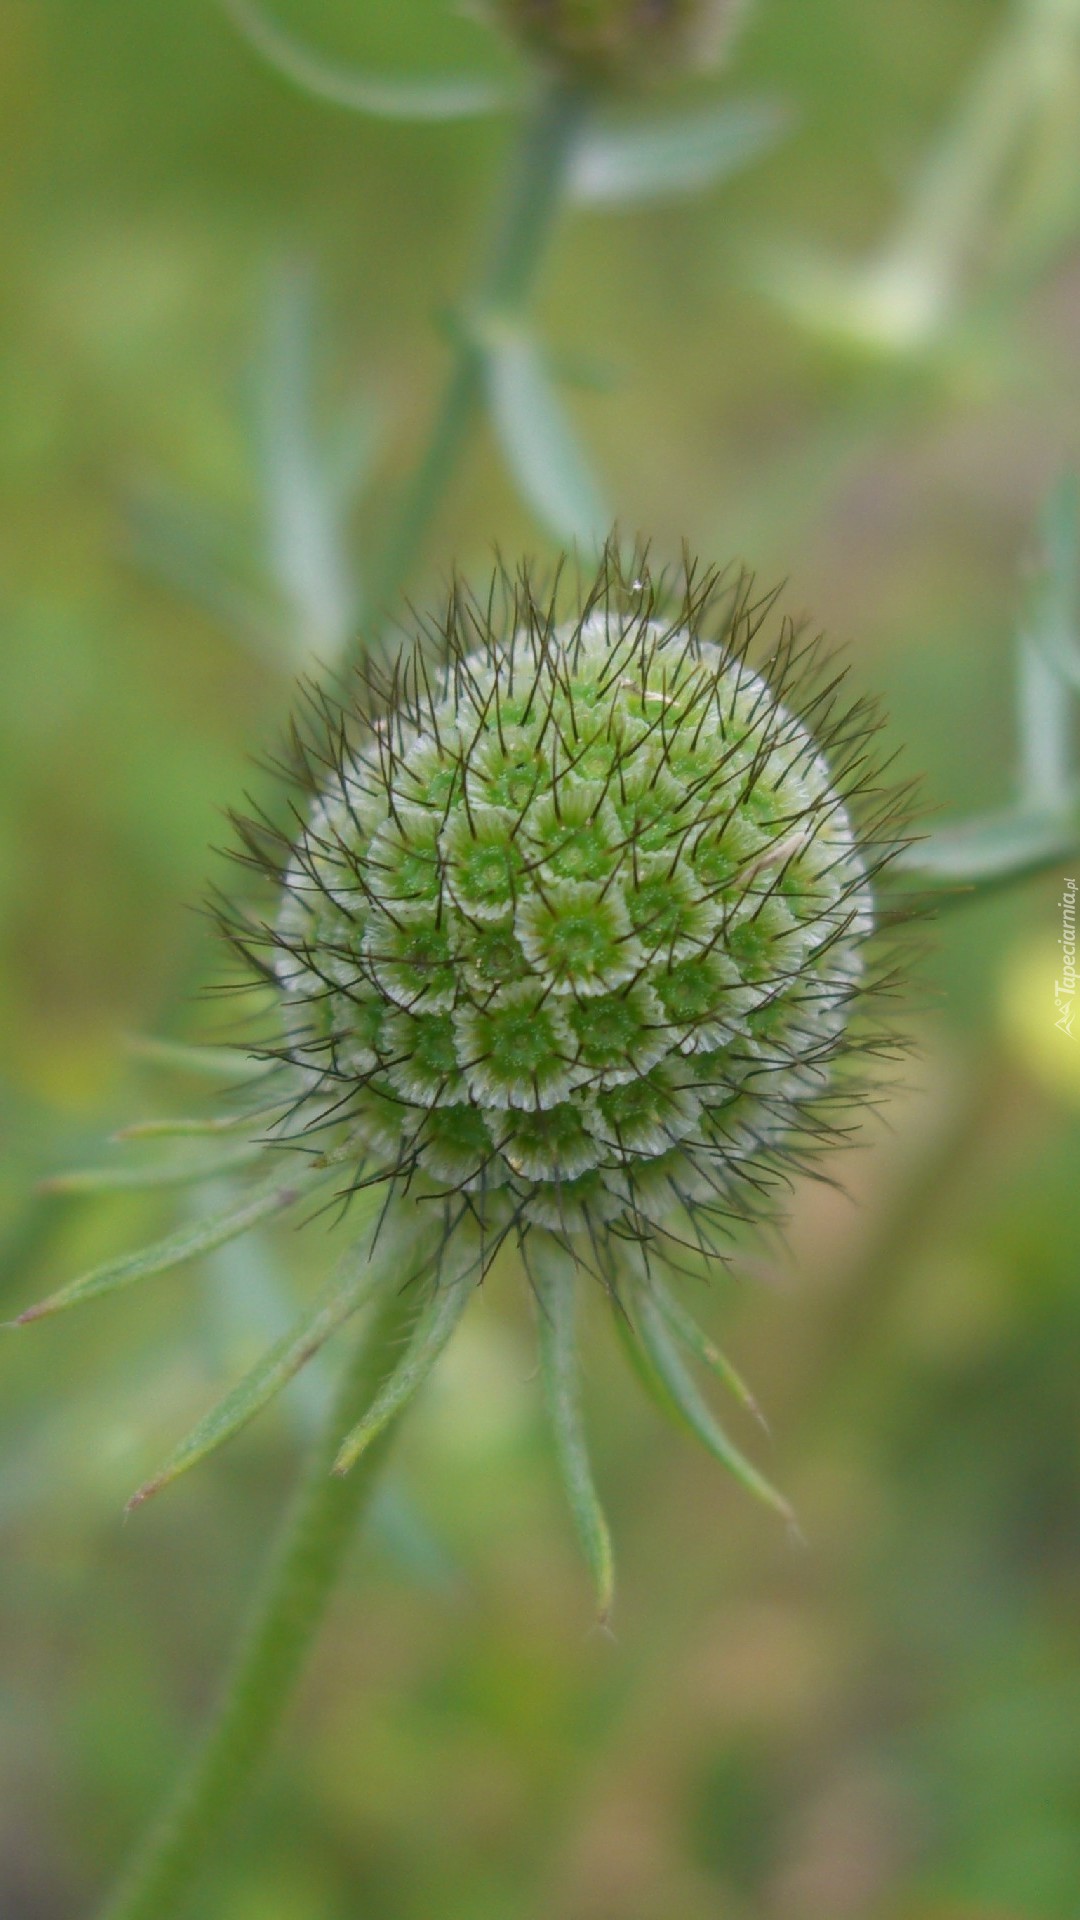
xmin=333 ymin=1266 xmax=472 ymax=1474
xmin=124 ymin=1034 xmax=273 ymax=1081
xmin=114 ymin=1112 xmax=271 ymax=1141
xmin=41 ymin=1144 xmax=263 ymax=1196
xmin=128 ymin=1235 xmax=385 ymax=1509
xmin=534 ymin=1241 xmax=614 ymax=1622
xmin=632 ymin=1285 xmax=793 ymax=1522
xmin=10 ymin=1178 xmax=302 ymax=1325
xmin=649 ymin=1273 xmax=767 ymax=1430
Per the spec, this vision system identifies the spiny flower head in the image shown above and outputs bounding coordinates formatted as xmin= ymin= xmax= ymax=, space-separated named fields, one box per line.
xmin=246 ymin=545 xmax=900 ymax=1281
xmin=19 ymin=545 xmax=913 ymax=1619
xmin=492 ymin=0 xmax=747 ymax=84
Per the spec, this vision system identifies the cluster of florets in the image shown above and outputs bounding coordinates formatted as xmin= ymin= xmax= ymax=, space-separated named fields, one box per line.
xmin=231 ymin=553 xmax=905 ymax=1276
xmin=493 ymin=0 xmax=746 ymax=83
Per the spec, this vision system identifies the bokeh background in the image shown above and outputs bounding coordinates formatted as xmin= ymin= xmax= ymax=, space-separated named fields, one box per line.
xmin=3 ymin=2 xmax=1080 ymax=1916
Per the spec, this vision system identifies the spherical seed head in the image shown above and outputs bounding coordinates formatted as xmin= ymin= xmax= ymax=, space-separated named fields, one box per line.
xmin=243 ymin=547 xmax=909 ymax=1270
xmin=494 ymin=0 xmax=746 ymax=84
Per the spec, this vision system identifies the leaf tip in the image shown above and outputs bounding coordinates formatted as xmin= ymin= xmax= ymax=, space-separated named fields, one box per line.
xmin=332 ymin=1419 xmax=379 ymax=1475
xmin=745 ymin=1393 xmax=771 ymax=1437
xmin=590 ymin=1608 xmax=617 ymax=1644
xmin=9 ymin=1301 xmax=48 ymax=1328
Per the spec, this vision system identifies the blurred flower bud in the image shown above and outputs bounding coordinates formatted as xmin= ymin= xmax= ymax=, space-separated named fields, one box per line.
xmin=492 ymin=0 xmax=749 ymax=86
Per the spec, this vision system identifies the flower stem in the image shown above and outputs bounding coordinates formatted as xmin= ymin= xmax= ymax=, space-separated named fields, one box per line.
xmin=883 ymin=0 xmax=1073 ymax=289
xmin=363 ymin=72 xmax=591 ymax=641
xmin=96 ymin=1275 xmax=420 ymax=1920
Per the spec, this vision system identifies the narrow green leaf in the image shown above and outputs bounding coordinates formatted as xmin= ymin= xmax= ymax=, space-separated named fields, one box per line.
xmin=632 ymin=1285 xmax=793 ymax=1524
xmin=1018 ymin=634 xmax=1072 ymax=809
xmin=332 ymin=1266 xmax=472 ymax=1474
xmin=9 ymin=1178 xmax=302 ymax=1326
xmin=1030 ymin=473 xmax=1080 ymax=690
xmin=221 ymin=0 xmax=511 ymax=121
xmin=610 ymin=1287 xmax=676 ymax=1415
xmin=114 ymin=1111 xmax=270 ymax=1141
xmin=571 ymin=99 xmax=789 ymax=207
xmin=480 ymin=321 xmax=612 ymax=549
xmin=898 ymin=801 xmax=1078 ymax=885
xmin=1017 ymin=475 xmax=1079 ymax=804
xmin=534 ymin=1242 xmax=615 ymax=1624
xmin=124 ymin=1034 xmax=273 ymax=1081
xmin=259 ymin=267 xmax=359 ymax=670
xmin=41 ymin=1144 xmax=263 ymax=1196
xmin=127 ymin=1239 xmax=383 ymax=1510
xmin=648 ymin=1274 xmax=767 ymax=1431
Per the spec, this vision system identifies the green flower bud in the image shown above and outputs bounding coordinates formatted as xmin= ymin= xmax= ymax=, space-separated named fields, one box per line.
xmin=22 ymin=543 xmax=913 ymax=1607
xmin=253 ymin=545 xmax=904 ymax=1263
xmin=493 ymin=0 xmax=747 ymax=85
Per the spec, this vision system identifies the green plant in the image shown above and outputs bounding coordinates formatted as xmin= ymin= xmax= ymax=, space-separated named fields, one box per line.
xmin=10 ymin=4 xmax=1080 ymax=1918
xmin=19 ymin=542 xmax=917 ymax=1920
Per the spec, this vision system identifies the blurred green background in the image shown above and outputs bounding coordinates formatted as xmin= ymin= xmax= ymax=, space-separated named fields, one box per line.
xmin=3 ymin=1 xmax=1080 ymax=1915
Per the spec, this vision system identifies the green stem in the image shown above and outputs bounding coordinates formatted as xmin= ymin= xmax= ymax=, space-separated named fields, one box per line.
xmin=363 ymin=72 xmax=591 ymax=640
xmin=875 ymin=0 xmax=1078 ymax=312
xmin=97 ymin=1276 xmax=420 ymax=1920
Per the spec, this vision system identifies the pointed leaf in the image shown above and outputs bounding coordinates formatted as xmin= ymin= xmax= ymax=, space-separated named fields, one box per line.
xmin=332 ymin=1265 xmax=472 ymax=1474
xmin=114 ymin=1111 xmax=271 ymax=1140
xmin=124 ymin=1034 xmax=273 ymax=1081
xmin=128 ymin=1239 xmax=383 ymax=1509
xmin=610 ymin=1286 xmax=676 ymax=1414
xmin=259 ymin=268 xmax=360 ymax=670
xmin=632 ymin=1285 xmax=793 ymax=1522
xmin=481 ymin=322 xmax=612 ymax=548
xmin=41 ymin=1143 xmax=263 ymax=1196
xmin=898 ymin=802 xmax=1078 ymax=885
xmin=1017 ymin=475 xmax=1080 ymax=804
xmin=571 ymin=99 xmax=789 ymax=208
xmin=649 ymin=1273 xmax=767 ymax=1431
xmin=9 ymin=1178 xmax=302 ymax=1325
xmin=1029 ymin=473 xmax=1080 ymax=691
xmin=1017 ymin=634 xmax=1072 ymax=810
xmin=534 ymin=1242 xmax=614 ymax=1623
xmin=221 ymin=0 xmax=511 ymax=121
